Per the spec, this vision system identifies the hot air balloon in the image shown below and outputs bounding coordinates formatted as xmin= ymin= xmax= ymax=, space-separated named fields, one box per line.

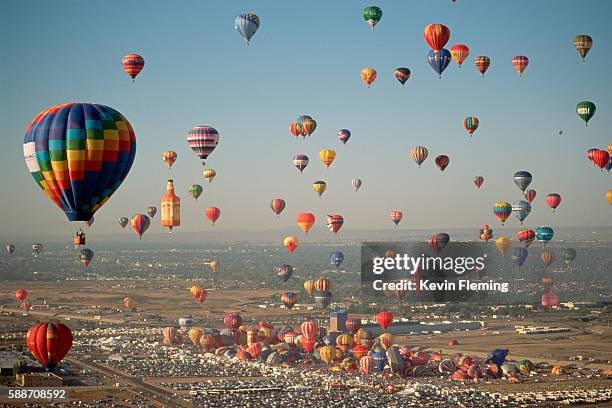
xmin=281 ymin=292 xmax=298 ymax=309
xmin=429 ymin=233 xmax=450 ymax=254
xmin=24 ymin=103 xmax=136 ymax=223
xmin=188 ymin=185 xmax=203 ymax=201
xmin=314 ymin=277 xmax=331 ymax=292
xmin=319 ymin=149 xmax=336 ymax=169
xmin=300 ymin=321 xmax=318 ymax=338
xmin=16 ymin=289 xmax=27 ymax=302
xmin=121 ymin=54 xmax=145 ymax=81
xmin=536 ymin=226 xmax=554 ymax=245
xmin=423 ymin=24 xmax=450 ymax=53
xmin=289 ymin=122 xmax=303 ymax=138
xmin=542 ymin=292 xmax=560 ymax=308
xmin=209 ymin=260 xmax=219 ymax=274
xmin=345 ymin=317 xmax=361 ymax=335
xmin=205 ymin=207 xmax=220 ymax=225
xmin=450 ymin=44 xmax=469 ymax=67
xmin=224 ymin=313 xmax=242 ymax=332
xmin=517 ymin=229 xmax=535 ymax=248
xmin=546 ymin=193 xmax=561 ymax=212
xmin=301 ymin=118 xmax=317 ymax=137
xmin=463 ymin=116 xmax=479 ymax=136
xmin=427 ymin=48 xmax=452 ymax=78
xmin=495 ymin=236 xmax=511 ymax=256
xmin=26 ymin=322 xmax=73 ymax=371
xmin=541 ymin=250 xmax=555 ymax=266
xmin=118 ymin=217 xmax=129 ymax=229
xmin=361 ymin=67 xmax=377 ymax=87
xmin=330 ymin=251 xmax=344 ymax=269
xmin=296 ymin=213 xmax=315 ymax=235
xmin=493 ymin=202 xmax=512 ymax=224
xmin=363 ymin=5 xmax=383 ymax=30
xmin=123 ymin=297 xmax=134 ymax=310
xmin=592 ymin=150 xmax=610 ymax=169
xmin=188 ymin=328 xmax=203 ymax=346
xmin=524 ymin=189 xmax=536 ymax=204
xmin=360 ymin=355 xmax=375 ymax=374
xmin=573 ymin=35 xmax=593 ymax=60
xmin=560 ymin=248 xmax=576 ymax=266
xmin=203 ymin=168 xmax=216 ymax=183
xmin=146 ymin=206 xmax=157 ymax=218
xmin=283 ymin=236 xmax=299 ymax=254
xmin=312 ymin=181 xmax=327 ymax=197
xmin=130 ymin=214 xmax=150 ymax=239
xmin=394 ymin=68 xmax=411 ymax=86
xmin=352 ymin=178 xmax=362 ymax=191
xmin=32 ymin=244 xmax=43 ymax=254
xmin=338 ymin=129 xmax=351 ymax=144
xmin=475 ymin=56 xmax=491 ymax=77
xmin=512 ymin=200 xmax=531 ymax=224
xmin=160 ymin=180 xmax=180 ymax=232
xmin=411 ymin=146 xmax=428 ymax=167
xmin=435 ymin=155 xmax=450 ymax=171
xmin=162 ymin=151 xmax=177 ymax=168
xmin=326 ymin=214 xmax=344 ymax=234
xmin=276 ymin=264 xmax=294 ymax=284
xmin=511 ymin=247 xmax=528 ymax=269
xmin=303 ymin=280 xmax=314 ymax=297
xmin=542 ymin=277 xmax=553 ymax=287
xmin=5 ymin=244 xmax=15 ymax=256
xmin=376 ymin=311 xmax=393 ymax=329
xmin=235 ymin=13 xmax=260 ymax=45
xmin=190 ymin=285 xmax=205 ymax=299
xmin=513 ymin=171 xmax=533 ymax=193
xmin=178 ymin=315 xmax=193 ymax=330
xmin=474 ymin=176 xmax=484 ymax=189
xmin=480 ymin=224 xmax=493 ymax=241
xmin=187 ymin=126 xmax=220 ymax=168
xmin=607 ymin=190 xmax=612 ymax=205
xmin=389 ymin=211 xmax=403 ymax=226
xmin=79 ymin=248 xmax=94 ymax=268
xmin=336 ymin=334 xmax=354 ymax=353
xmin=320 ymin=345 xmax=337 ymax=364
xmin=162 ymin=327 xmax=180 ymax=346
xmin=270 ymin=198 xmax=285 ymax=216
xmin=512 ymin=56 xmax=529 ymax=76
xmin=293 ymin=154 xmax=309 ymax=173
xmin=576 ymin=101 xmax=596 ymax=126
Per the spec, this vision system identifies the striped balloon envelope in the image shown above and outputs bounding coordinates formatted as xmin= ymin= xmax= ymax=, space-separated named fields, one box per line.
xmin=121 ymin=53 xmax=145 ymax=81
xmin=23 ymin=103 xmax=136 ymax=222
xmin=389 ymin=211 xmax=403 ymax=226
xmin=410 ymin=146 xmax=428 ymax=167
xmin=187 ymin=126 xmax=219 ymax=165
xmin=463 ymin=116 xmax=479 ymax=136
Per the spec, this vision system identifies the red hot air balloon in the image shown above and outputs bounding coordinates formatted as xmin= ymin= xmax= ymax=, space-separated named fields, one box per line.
xmin=16 ymin=289 xmax=28 ymax=302
xmin=423 ymin=24 xmax=451 ymax=53
xmin=546 ymin=193 xmax=561 ymax=212
xmin=512 ymin=56 xmax=529 ymax=76
xmin=524 ymin=189 xmax=537 ymax=204
xmin=435 ymin=155 xmax=450 ymax=171
xmin=326 ymin=214 xmax=344 ymax=234
xmin=376 ymin=311 xmax=393 ymax=329
xmin=121 ymin=53 xmax=145 ymax=81
xmin=450 ymin=44 xmax=469 ymax=67
xmin=475 ymin=56 xmax=491 ymax=77
xmin=26 ymin=322 xmax=73 ymax=371
xmin=301 ymin=336 xmax=317 ymax=353
xmin=517 ymin=229 xmax=536 ymax=248
xmin=283 ymin=236 xmax=299 ymax=254
xmin=205 ymin=207 xmax=221 ymax=225
xmin=592 ymin=150 xmax=610 ymax=169
xmin=390 ymin=211 xmax=403 ymax=226
xmin=296 ymin=213 xmax=315 ymax=235
xmin=474 ymin=176 xmax=484 ymax=189
xmin=300 ymin=321 xmax=318 ymax=338
xmin=289 ymin=123 xmax=303 ymax=138
xmin=270 ymin=198 xmax=286 ymax=216
xmin=541 ymin=292 xmax=560 ymax=308
xmin=224 ymin=313 xmax=242 ymax=332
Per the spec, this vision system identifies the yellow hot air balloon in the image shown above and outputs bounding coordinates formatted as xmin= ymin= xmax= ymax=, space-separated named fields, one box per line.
xmin=312 ymin=181 xmax=327 ymax=197
xmin=606 ymin=190 xmax=612 ymax=205
xmin=203 ymin=168 xmax=216 ymax=183
xmin=319 ymin=345 xmax=337 ymax=364
xmin=319 ymin=149 xmax=336 ymax=169
xmin=188 ymin=328 xmax=203 ymax=346
xmin=190 ymin=284 xmax=204 ymax=298
xmin=304 ymin=279 xmax=315 ymax=297
xmin=361 ymin=67 xmax=377 ymax=87
xmin=377 ymin=333 xmax=394 ymax=350
xmin=495 ymin=236 xmax=511 ymax=256
xmin=210 ymin=260 xmax=219 ymax=273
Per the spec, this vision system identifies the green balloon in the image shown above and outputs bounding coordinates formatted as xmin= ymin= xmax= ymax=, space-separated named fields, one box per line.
xmin=363 ymin=5 xmax=383 ymax=29
xmin=188 ymin=184 xmax=203 ymax=200
xmin=576 ymin=101 xmax=596 ymax=125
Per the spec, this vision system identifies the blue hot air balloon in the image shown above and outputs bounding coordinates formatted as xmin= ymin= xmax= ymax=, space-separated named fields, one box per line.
xmin=512 ymin=200 xmax=531 ymax=224
xmin=535 ymin=226 xmax=554 ymax=245
xmin=369 ymin=345 xmax=387 ymax=371
xmin=511 ymin=247 xmax=528 ymax=269
xmin=330 ymin=251 xmax=344 ymax=269
xmin=427 ymin=48 xmax=451 ymax=78
xmin=235 ymin=13 xmax=260 ymax=45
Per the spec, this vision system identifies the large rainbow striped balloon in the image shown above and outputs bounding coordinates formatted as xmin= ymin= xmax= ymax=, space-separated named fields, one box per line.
xmin=23 ymin=103 xmax=136 ymax=222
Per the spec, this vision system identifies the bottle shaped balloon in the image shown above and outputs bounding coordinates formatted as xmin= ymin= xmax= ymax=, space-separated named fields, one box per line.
xmin=161 ymin=180 xmax=180 ymax=232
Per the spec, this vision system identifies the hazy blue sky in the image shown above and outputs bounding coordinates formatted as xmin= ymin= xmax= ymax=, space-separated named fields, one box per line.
xmin=1 ymin=0 xmax=611 ymax=238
